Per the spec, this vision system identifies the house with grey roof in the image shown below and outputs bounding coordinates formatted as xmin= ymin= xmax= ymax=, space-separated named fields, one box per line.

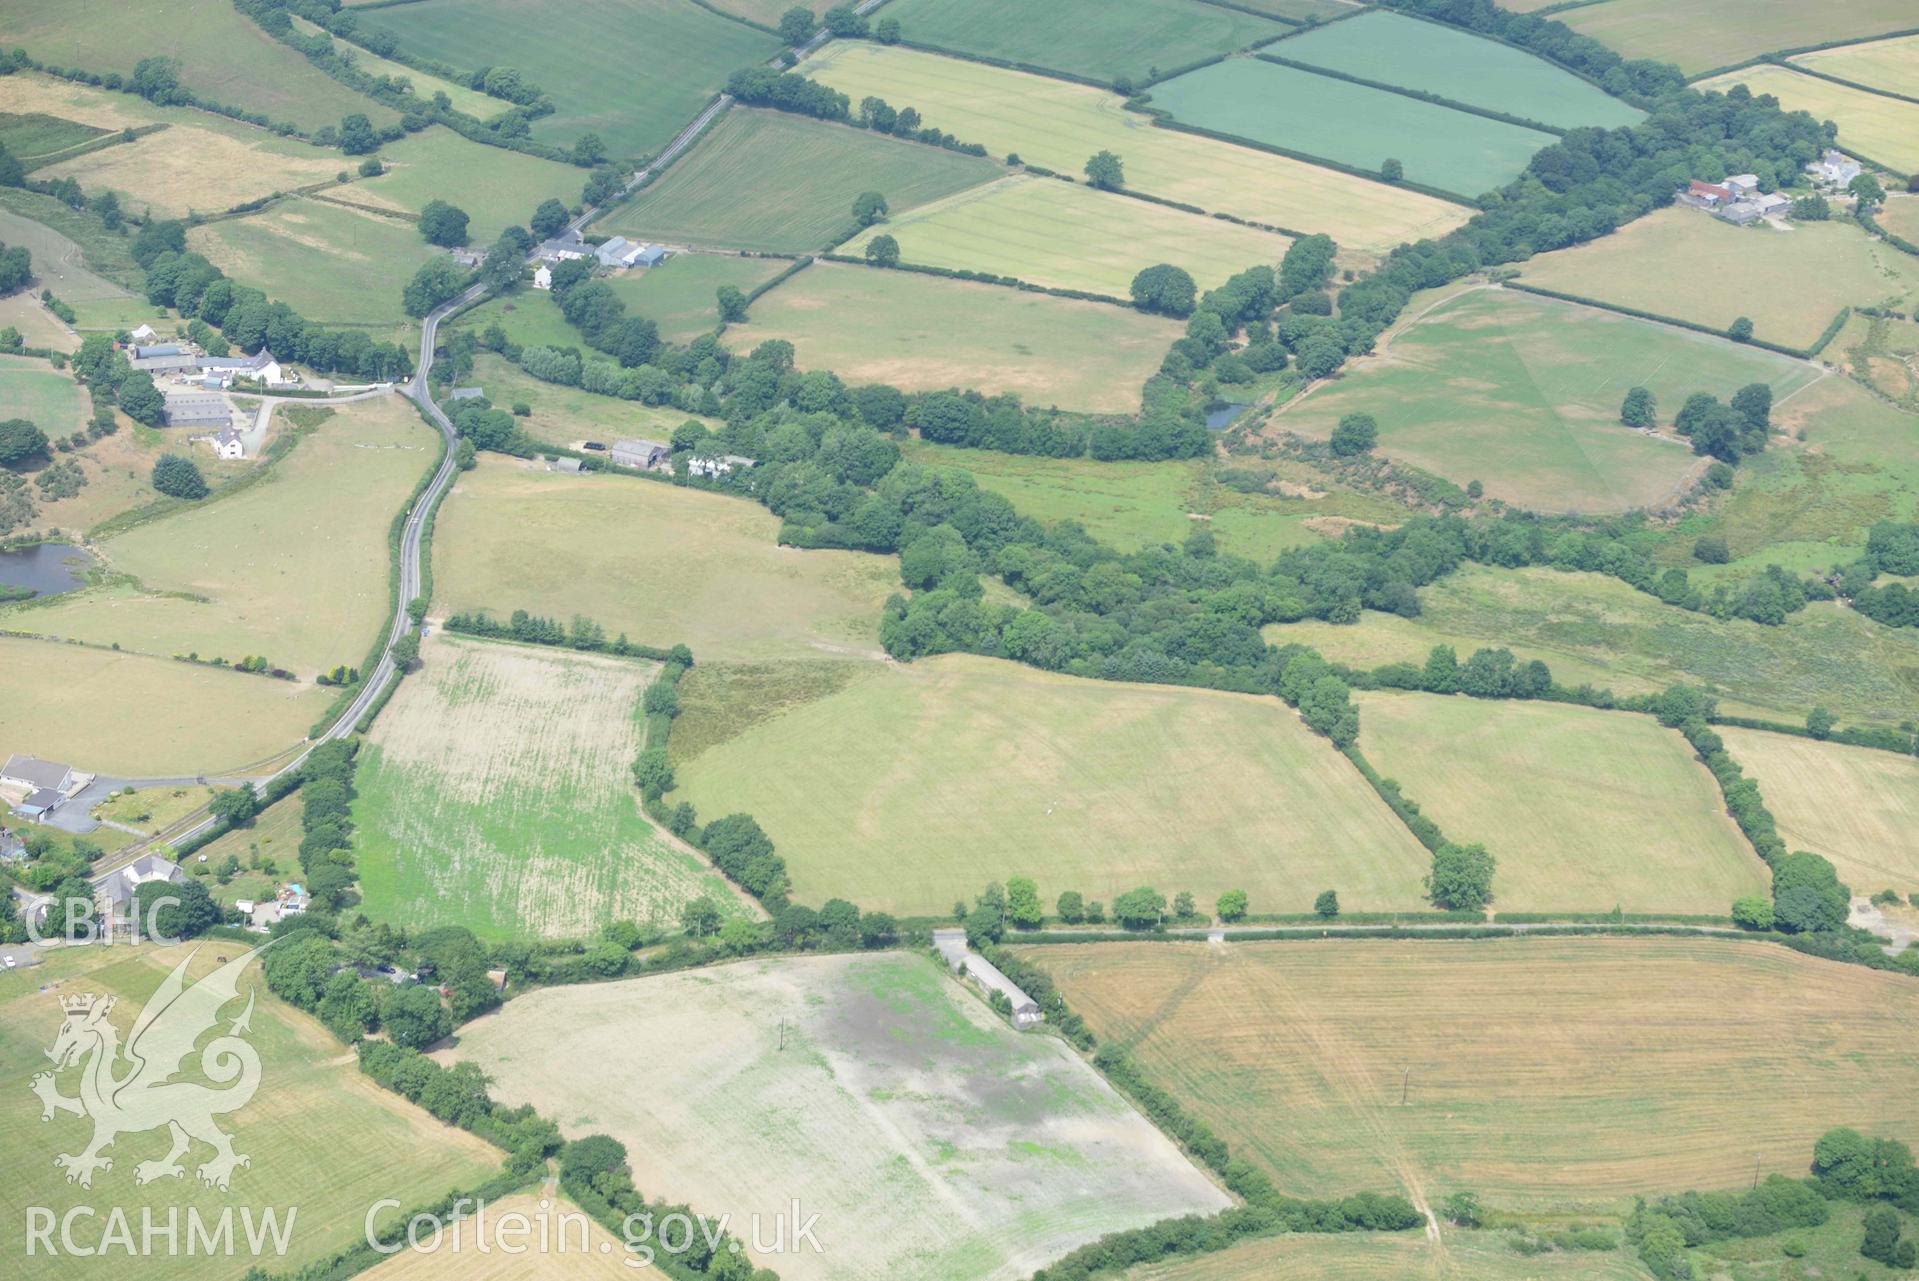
xmin=95 ymin=854 xmax=184 ymax=928
xmin=200 ymin=349 xmax=282 ymax=385
xmin=537 ymin=230 xmax=590 ymax=263
xmin=1 ymin=755 xmax=94 ymax=819
xmin=448 ymin=387 xmax=485 ymax=402
xmin=1810 ymin=149 xmax=1862 ymax=187
xmin=211 ymin=426 xmax=246 ymax=460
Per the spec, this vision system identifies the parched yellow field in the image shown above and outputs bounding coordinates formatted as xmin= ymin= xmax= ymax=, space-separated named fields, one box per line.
xmin=1698 ymin=64 xmax=1919 ymax=173
xmin=1884 ymin=195 xmax=1919 ymax=243
xmin=0 ymin=635 xmax=328 ymax=776
xmin=23 ymin=398 xmax=435 ymax=678
xmin=1791 ymin=31 xmax=1919 ymax=97
xmin=799 ymin=43 xmax=1469 ymax=258
xmin=842 ymin=174 xmax=1291 ymax=298
xmin=0 ymin=292 xmax=78 ymax=352
xmin=362 ymin=1193 xmax=634 ymax=1280
xmin=1719 ymin=728 xmax=1919 ymax=892
xmin=731 ymin=261 xmax=1179 ymax=413
xmin=675 ymin=653 xmax=1434 ymax=917
xmin=1520 ymin=208 xmax=1919 ymax=350
xmin=1355 ymin=692 xmax=1765 ymax=913
xmin=353 ymin=632 xmax=738 ymax=939
xmin=433 ymin=457 xmax=898 ymax=662
xmin=1560 ymin=0 xmax=1919 ymax=78
xmin=0 ymin=74 xmax=348 ymax=220
xmin=1126 ymin=1230 xmax=1646 ymax=1280
xmin=1023 ymin=938 xmax=1919 ymax=1207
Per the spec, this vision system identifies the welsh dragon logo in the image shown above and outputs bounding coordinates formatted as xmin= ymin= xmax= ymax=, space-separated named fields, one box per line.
xmin=31 ymin=947 xmax=269 ymax=1191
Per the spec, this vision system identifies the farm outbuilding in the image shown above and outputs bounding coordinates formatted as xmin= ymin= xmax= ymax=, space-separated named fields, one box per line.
xmin=163 ymin=392 xmax=234 ymax=428
xmin=611 ymin=438 xmax=671 ymax=470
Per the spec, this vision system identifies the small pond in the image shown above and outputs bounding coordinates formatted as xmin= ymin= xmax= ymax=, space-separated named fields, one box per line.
xmin=1204 ymin=403 xmax=1250 ymax=431
xmin=0 ymin=543 xmax=91 ymax=600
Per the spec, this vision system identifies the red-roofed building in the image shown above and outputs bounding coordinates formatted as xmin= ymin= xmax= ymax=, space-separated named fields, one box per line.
xmin=1679 ymin=180 xmax=1732 ymax=210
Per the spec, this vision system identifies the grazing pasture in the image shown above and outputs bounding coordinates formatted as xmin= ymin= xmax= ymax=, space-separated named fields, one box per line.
xmin=1793 ymin=32 xmax=1919 ymax=97
xmin=1519 ymin=209 xmax=1919 ymax=351
xmin=353 ymin=632 xmax=739 ymax=940
xmin=355 ymin=126 xmax=586 ymax=243
xmin=0 ymin=192 xmax=138 ymax=303
xmin=1147 ymin=58 xmax=1556 ymax=198
xmin=799 ymin=43 xmax=1470 ymax=257
xmin=595 ymin=110 xmax=999 ymax=254
xmin=0 ymin=74 xmax=347 ymax=221
xmin=673 ymin=653 xmax=1434 ymax=917
xmin=1264 ymin=566 xmax=1919 ymax=728
xmin=1559 ymin=0 xmax=1919 ymax=78
xmin=730 ymin=261 xmax=1179 ymax=412
xmin=449 ymin=294 xmax=581 ymax=352
xmin=604 ymin=254 xmax=787 ymax=342
xmin=1265 ymin=10 xmax=1643 ymax=130
xmin=841 ymin=175 xmax=1292 ymax=298
xmin=1224 ymin=0 xmax=1352 ymax=18
xmin=1024 ymin=938 xmax=1919 ymax=1205
xmin=1278 ymin=287 xmax=1817 ymax=513
xmin=703 ymin=0 xmax=837 ymax=21
xmin=880 ymin=0 xmax=1289 ymax=85
xmin=1696 ymin=64 xmax=1919 ymax=173
xmin=0 ymin=354 xmax=85 ymax=430
xmin=899 ymin=441 xmax=1407 ymax=561
xmin=1125 ymin=1231 xmax=1645 ymax=1280
xmin=433 ymin=456 xmax=897 ymax=662
xmin=287 ymin=15 xmax=501 ymax=119
xmin=0 ymin=292 xmax=78 ymax=351
xmin=190 ymin=198 xmax=438 ymax=326
xmin=442 ymin=952 xmax=1231 ymax=1281
xmin=22 ymin=399 xmax=434 ymax=678
xmin=0 ymin=0 xmax=399 ymax=128
xmin=1719 ymin=729 xmax=1919 ymax=892
xmin=357 ymin=0 xmax=780 ymax=156
xmin=0 ymin=110 xmax=105 ymax=165
xmin=1353 ymin=691 xmax=1764 ymax=914
xmin=1883 ymin=195 xmax=1919 ymax=244
xmin=0 ymin=944 xmax=502 ymax=1281
xmin=449 ymin=354 xmax=711 ymax=453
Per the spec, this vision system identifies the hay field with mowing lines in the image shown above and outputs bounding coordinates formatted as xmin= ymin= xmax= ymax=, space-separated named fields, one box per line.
xmin=1520 ymin=209 xmax=1919 ymax=351
xmin=1697 ymin=64 xmax=1919 ymax=172
xmin=1560 ymin=0 xmax=1919 ymax=78
xmin=442 ymin=952 xmax=1231 ymax=1281
xmin=362 ymin=1193 xmax=633 ymax=1281
xmin=1125 ymin=1230 xmax=1644 ymax=1280
xmin=1266 ymin=566 xmax=1919 ymax=728
xmin=0 ymin=74 xmax=348 ymax=221
xmin=1354 ymin=691 xmax=1765 ymax=913
xmin=595 ymin=110 xmax=999 ymax=254
xmin=605 ymin=254 xmax=786 ymax=342
xmin=674 ymin=653 xmax=1433 ymax=917
xmin=1794 ymin=32 xmax=1919 ymax=98
xmin=730 ymin=262 xmax=1179 ymax=412
xmin=1024 ymin=938 xmax=1919 ymax=1206
xmin=358 ymin=0 xmax=779 ymax=156
xmin=0 ymin=636 xmax=327 ymax=774
xmin=899 ymin=440 xmax=1407 ymax=561
xmin=354 ymin=126 xmax=586 ymax=243
xmin=354 ymin=632 xmax=739 ymax=940
xmin=23 ymin=398 xmax=434 ymax=678
xmin=434 ymin=456 xmax=897 ymax=661
xmin=1719 ymin=729 xmax=1919 ymax=892
xmin=842 ymin=175 xmax=1291 ymax=298
xmin=0 ymin=943 xmax=502 ymax=1281
xmin=191 ymin=198 xmax=437 ymax=326
xmin=881 ymin=0 xmax=1289 ymax=85
xmin=0 ymin=0 xmax=398 ymax=129
xmin=799 ymin=44 xmax=1469 ymax=258
xmin=1148 ymin=59 xmax=1556 ymax=198
xmin=1278 ymin=288 xmax=1816 ymax=513
xmin=1265 ymin=10 xmax=1643 ymax=130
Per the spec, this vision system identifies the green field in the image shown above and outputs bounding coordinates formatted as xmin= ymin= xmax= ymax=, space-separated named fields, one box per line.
xmin=1356 ymin=690 xmax=1765 ymax=913
xmin=445 ymin=952 xmax=1230 ymax=1281
xmin=604 ymin=254 xmax=787 ymax=342
xmin=1147 ymin=58 xmax=1557 ymax=198
xmin=1265 ymin=565 xmax=1919 ymax=728
xmin=449 ymin=353 xmax=713 ymax=453
xmin=1278 ymin=287 xmax=1818 ymax=513
xmin=450 ymin=293 xmax=582 ymax=352
xmin=0 ymin=0 xmax=398 ymax=129
xmin=841 ymin=174 xmax=1292 ymax=298
xmin=1698 ymin=63 xmax=1919 ymax=172
xmin=1560 ymin=0 xmax=1919 ymax=78
xmin=1025 ymin=937 xmax=1919 ymax=1207
xmin=434 ymin=456 xmax=898 ymax=661
xmin=702 ymin=0 xmax=836 ymax=21
xmin=900 ymin=440 xmax=1408 ymax=561
xmin=358 ymin=0 xmax=780 ymax=156
xmin=354 ymin=632 xmax=739 ymax=939
xmin=0 ymin=354 xmax=85 ymax=431
xmin=1794 ymin=32 xmax=1919 ymax=98
xmin=0 ymin=944 xmax=502 ymax=1281
xmin=1520 ymin=209 xmax=1919 ymax=351
xmin=732 ymin=261 xmax=1180 ymax=412
xmin=1719 ymin=728 xmax=1919 ymax=893
xmin=595 ymin=110 xmax=999 ymax=253
xmin=0 ymin=195 xmax=137 ymax=303
xmin=190 ymin=198 xmax=437 ymax=326
xmin=357 ymin=126 xmax=587 ymax=243
xmin=880 ymin=0 xmax=1289 ymax=84
xmin=800 ymin=43 xmax=1471 ymax=259
xmin=18 ymin=398 xmax=434 ymax=678
xmin=0 ymin=110 xmax=105 ymax=165
xmin=673 ymin=653 xmax=1433 ymax=917
xmin=1126 ymin=1230 xmax=1646 ymax=1280
xmin=1266 ymin=10 xmax=1643 ymax=130
xmin=288 ymin=15 xmax=502 ymax=119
